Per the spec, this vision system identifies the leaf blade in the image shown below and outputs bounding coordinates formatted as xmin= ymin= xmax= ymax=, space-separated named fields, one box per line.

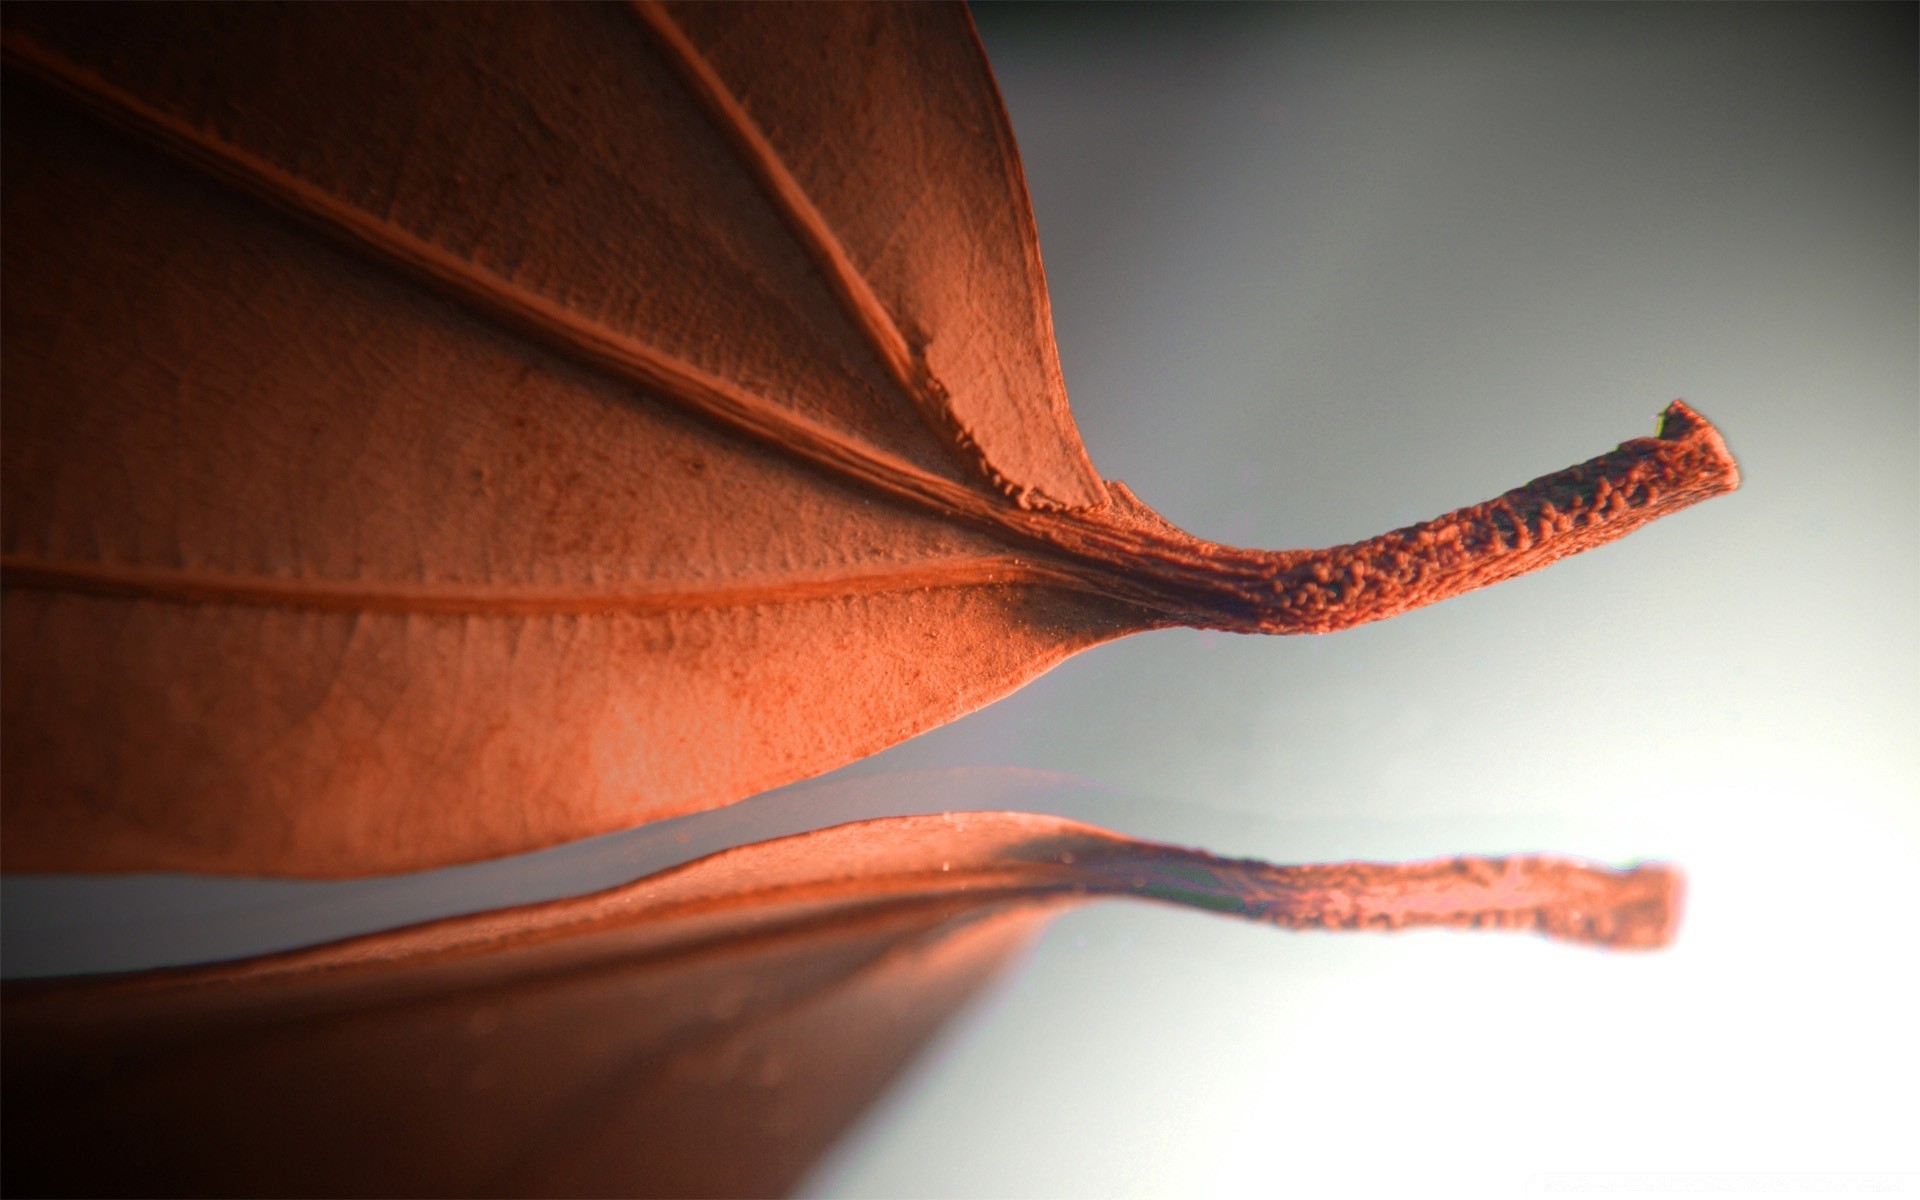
xmin=0 ymin=3 xmax=1736 ymax=875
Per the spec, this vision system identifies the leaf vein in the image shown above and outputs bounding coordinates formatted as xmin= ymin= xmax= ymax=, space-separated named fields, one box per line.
xmin=0 ymin=554 xmax=1084 ymax=616
xmin=627 ymin=1 xmax=1067 ymax=507
xmin=0 ymin=32 xmax=1012 ymax=537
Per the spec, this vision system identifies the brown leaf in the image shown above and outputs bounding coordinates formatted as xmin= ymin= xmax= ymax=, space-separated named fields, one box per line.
xmin=0 ymin=812 xmax=1678 ymax=1198
xmin=0 ymin=3 xmax=1739 ymax=875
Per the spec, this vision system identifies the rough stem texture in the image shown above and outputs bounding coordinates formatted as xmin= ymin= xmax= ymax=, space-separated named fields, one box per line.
xmin=1029 ymin=400 xmax=1741 ymax=633
xmin=0 ymin=4 xmax=1742 ymax=875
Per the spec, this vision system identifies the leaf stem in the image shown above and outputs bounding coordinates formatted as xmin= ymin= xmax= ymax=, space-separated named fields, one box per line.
xmin=1062 ymin=842 xmax=1683 ymax=950
xmin=1040 ymin=400 xmax=1740 ymax=634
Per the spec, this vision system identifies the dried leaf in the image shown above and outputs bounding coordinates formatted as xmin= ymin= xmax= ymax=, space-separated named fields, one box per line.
xmin=0 ymin=812 xmax=1678 ymax=1197
xmin=0 ymin=3 xmax=1739 ymax=875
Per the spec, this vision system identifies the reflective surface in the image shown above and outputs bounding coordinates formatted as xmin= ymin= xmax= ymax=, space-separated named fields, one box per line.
xmin=806 ymin=4 xmax=1918 ymax=1196
xmin=5 ymin=4 xmax=1914 ymax=1196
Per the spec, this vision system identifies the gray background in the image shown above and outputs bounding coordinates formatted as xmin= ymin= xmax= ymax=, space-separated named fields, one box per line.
xmin=805 ymin=4 xmax=1917 ymax=1196
xmin=6 ymin=4 xmax=1914 ymax=1197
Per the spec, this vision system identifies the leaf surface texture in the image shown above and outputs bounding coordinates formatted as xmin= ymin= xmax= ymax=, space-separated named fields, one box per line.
xmin=0 ymin=3 xmax=1738 ymax=874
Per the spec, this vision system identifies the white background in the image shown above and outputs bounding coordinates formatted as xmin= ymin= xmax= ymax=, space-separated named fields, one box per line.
xmin=804 ymin=5 xmax=1918 ymax=1197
